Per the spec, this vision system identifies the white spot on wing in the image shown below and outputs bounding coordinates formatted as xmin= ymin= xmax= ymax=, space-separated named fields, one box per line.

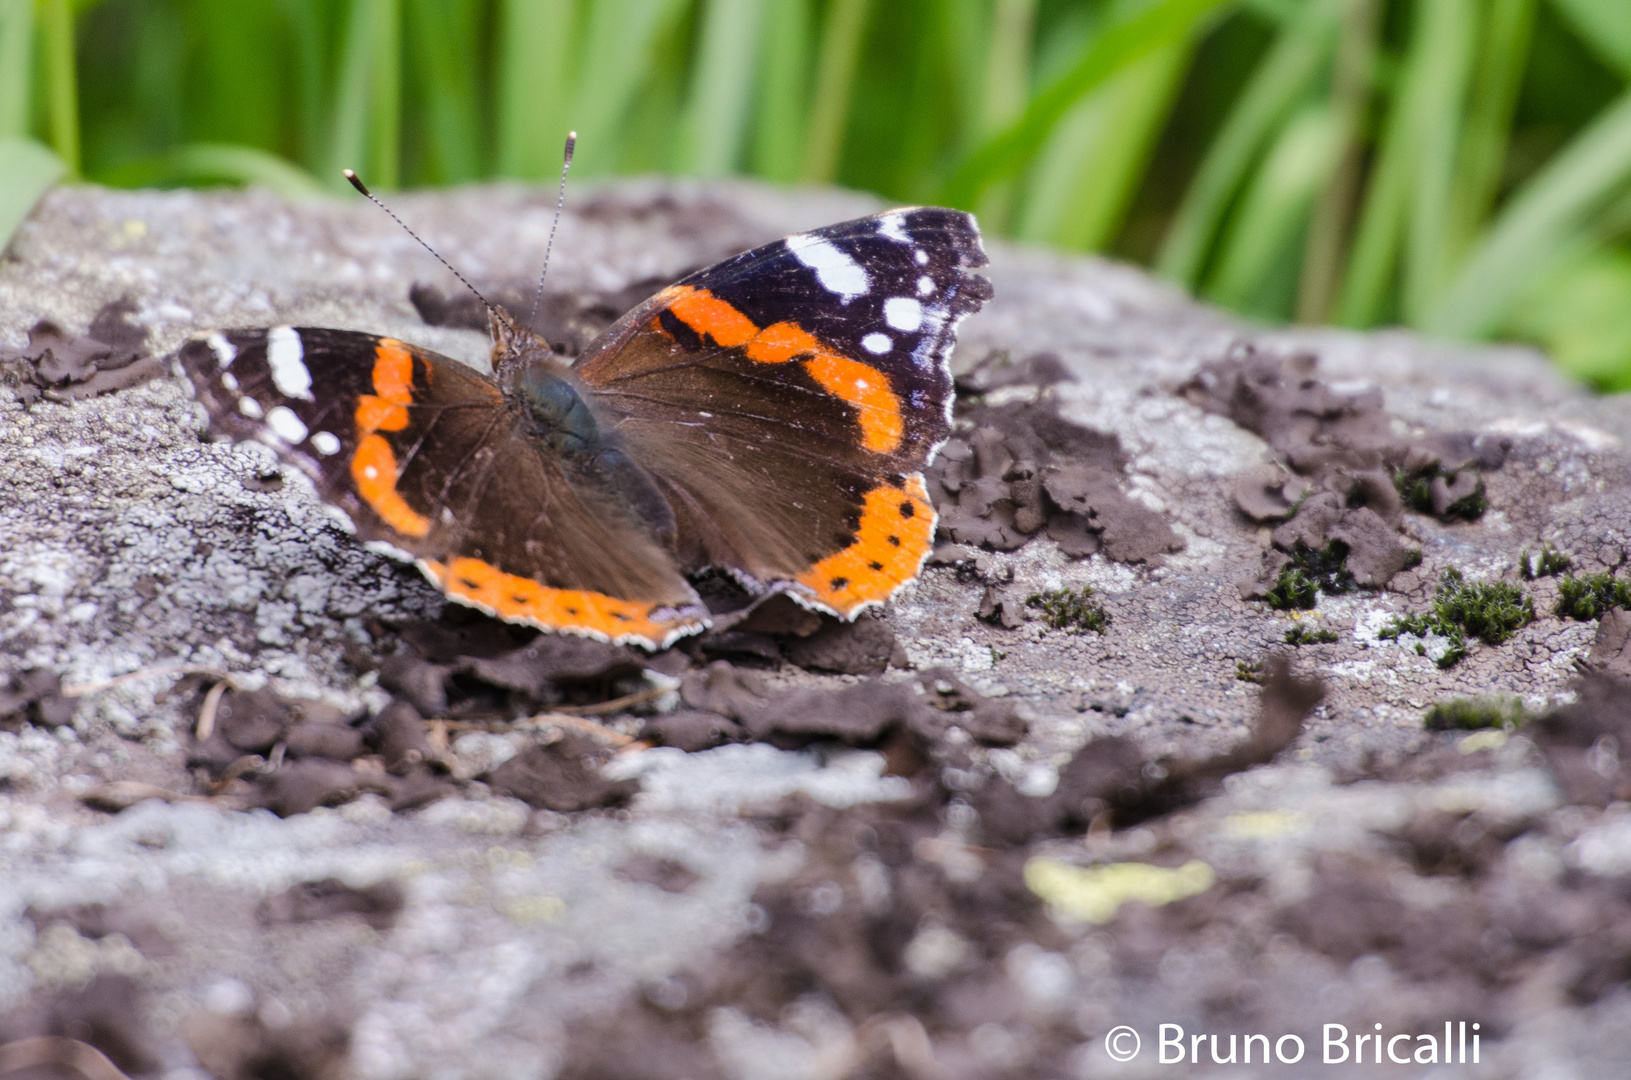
xmin=876 ymin=212 xmax=911 ymax=243
xmin=267 ymin=326 xmax=314 ymax=401
xmin=884 ymin=296 xmax=923 ymax=332
xmin=918 ymin=275 xmax=935 ymax=296
xmin=362 ymin=464 xmax=379 ymax=480
xmin=267 ymin=405 xmax=308 ymax=443
xmin=914 ymin=249 xmax=929 ymax=265
xmin=220 ymin=372 xmax=239 ymax=391
xmin=311 ymin=431 xmax=341 ymax=456
xmin=862 ymin=332 xmax=892 ymax=355
xmin=206 ymin=332 xmax=237 ymax=368
xmin=787 ymin=234 xmax=869 ymax=300
xmin=238 ymin=396 xmax=264 ymax=419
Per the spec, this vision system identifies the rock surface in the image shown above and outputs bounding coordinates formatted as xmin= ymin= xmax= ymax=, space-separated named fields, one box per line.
xmin=2 ymin=179 xmax=1630 ymax=1077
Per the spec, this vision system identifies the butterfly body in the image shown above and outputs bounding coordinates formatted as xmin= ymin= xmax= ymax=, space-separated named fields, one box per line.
xmin=174 ymin=208 xmax=992 ymax=648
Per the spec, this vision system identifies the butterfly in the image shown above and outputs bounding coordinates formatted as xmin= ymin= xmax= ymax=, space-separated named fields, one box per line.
xmin=174 ymin=207 xmax=992 ymax=649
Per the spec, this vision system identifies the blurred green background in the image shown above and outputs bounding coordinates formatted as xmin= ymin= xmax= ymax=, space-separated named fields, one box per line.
xmin=4 ymin=0 xmax=1631 ymax=392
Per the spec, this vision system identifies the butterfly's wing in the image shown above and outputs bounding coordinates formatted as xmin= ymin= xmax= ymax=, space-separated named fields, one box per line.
xmin=176 ymin=327 xmax=706 ymax=648
xmin=573 ymin=208 xmax=992 ymax=617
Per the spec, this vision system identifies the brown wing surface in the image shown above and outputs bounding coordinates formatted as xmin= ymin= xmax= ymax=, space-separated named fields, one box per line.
xmin=177 ymin=327 xmax=705 ymax=647
xmin=573 ymin=209 xmax=989 ymax=616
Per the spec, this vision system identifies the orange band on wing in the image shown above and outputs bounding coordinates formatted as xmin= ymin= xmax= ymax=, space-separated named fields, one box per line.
xmin=352 ymin=433 xmax=431 ymax=537
xmin=801 ymin=353 xmax=903 ymax=454
xmin=660 ymin=288 xmax=903 ymax=454
xmin=422 ymin=556 xmax=700 ymax=646
xmin=356 ymin=339 xmax=415 ymax=432
xmin=352 ymin=339 xmax=429 ymax=536
xmin=744 ymin=320 xmax=820 ymax=364
xmin=665 ymin=285 xmax=758 ymax=348
xmin=796 ymin=474 xmax=935 ymax=615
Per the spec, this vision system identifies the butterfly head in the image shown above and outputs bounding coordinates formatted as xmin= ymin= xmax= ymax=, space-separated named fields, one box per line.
xmin=490 ymin=307 xmax=561 ymax=390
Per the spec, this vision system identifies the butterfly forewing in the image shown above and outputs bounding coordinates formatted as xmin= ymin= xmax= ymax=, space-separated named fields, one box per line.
xmin=177 ymin=327 xmax=705 ymax=647
xmin=572 ymin=208 xmax=992 ymax=616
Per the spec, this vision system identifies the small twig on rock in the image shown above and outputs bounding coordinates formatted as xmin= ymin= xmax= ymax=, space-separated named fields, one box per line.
xmin=195 ymin=679 xmax=231 ymax=741
xmin=551 ymin=684 xmax=669 ymax=716
xmin=0 ymin=1035 xmax=137 ymax=1080
xmin=522 ymin=713 xmax=636 ymax=746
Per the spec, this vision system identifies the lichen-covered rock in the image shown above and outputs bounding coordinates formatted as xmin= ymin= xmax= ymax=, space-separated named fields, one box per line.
xmin=3 ymin=180 xmax=1631 ymax=1077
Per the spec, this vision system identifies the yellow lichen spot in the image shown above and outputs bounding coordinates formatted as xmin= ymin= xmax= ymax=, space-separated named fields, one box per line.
xmin=1222 ymin=809 xmax=1308 ymax=839
xmin=1023 ymin=858 xmax=1216 ymax=924
xmin=504 ymin=896 xmax=566 ymax=923
xmin=1457 ymin=730 xmax=1509 ymax=754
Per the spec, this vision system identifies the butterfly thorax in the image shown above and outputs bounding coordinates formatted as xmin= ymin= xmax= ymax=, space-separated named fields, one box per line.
xmin=490 ymin=313 xmax=679 ymax=547
xmin=510 ymin=363 xmax=600 ymax=457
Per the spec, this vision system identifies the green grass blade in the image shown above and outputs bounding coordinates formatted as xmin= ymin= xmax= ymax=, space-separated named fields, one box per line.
xmin=1205 ymin=103 xmax=1343 ymax=314
xmin=1155 ymin=0 xmax=1339 ymax=288
xmin=980 ymin=0 xmax=1039 ymax=137
xmin=1444 ymin=0 xmax=1535 ymax=266
xmin=1017 ymin=38 xmax=1191 ymax=251
xmin=749 ymin=0 xmax=809 ymax=182
xmin=1551 ymin=0 xmax=1631 ymax=78
xmin=330 ymin=0 xmax=400 ymax=190
xmin=100 ymin=142 xmax=329 ymax=200
xmin=1333 ymin=0 xmax=1443 ymax=327
xmin=41 ymin=0 xmax=78 ymax=176
xmin=405 ymin=0 xmax=482 ymax=184
xmin=1427 ymin=87 xmax=1631 ymax=338
xmin=801 ymin=0 xmax=871 ymax=183
xmin=1296 ymin=0 xmax=1380 ymax=323
xmin=971 ymin=0 xmax=1040 ymax=232
xmin=613 ymin=7 xmax=691 ymax=174
xmin=938 ymin=0 xmax=1230 ymax=212
xmin=571 ymin=0 xmax=690 ymax=177
xmin=1504 ymin=243 xmax=1631 ymax=391
xmin=938 ymin=0 xmax=989 ymax=156
xmin=0 ymin=136 xmax=64 ymax=252
xmin=0 ymin=0 xmax=33 ymax=139
xmin=676 ymin=0 xmax=765 ymax=175
xmin=277 ymin=0 xmax=335 ymax=172
xmin=496 ymin=0 xmax=577 ymax=180
xmin=1399 ymin=0 xmax=1477 ymax=325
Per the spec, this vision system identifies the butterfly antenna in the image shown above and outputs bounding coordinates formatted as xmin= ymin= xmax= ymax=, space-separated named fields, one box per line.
xmin=343 ymin=169 xmax=496 ymax=318
xmin=526 ymin=131 xmax=577 ymax=331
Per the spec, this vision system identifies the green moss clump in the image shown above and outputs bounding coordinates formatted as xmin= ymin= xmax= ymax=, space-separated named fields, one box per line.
xmin=1026 ymin=587 xmax=1110 ymax=633
xmin=1392 ymin=467 xmax=1487 ymax=520
xmin=1519 ymin=543 xmax=1571 ymax=579
xmin=1378 ymin=568 xmax=1534 ymax=669
xmin=1264 ymin=542 xmax=1358 ymax=611
xmin=1285 ymin=624 xmax=1340 ymax=646
xmin=1265 ymin=567 xmax=1318 ymax=610
xmin=1555 ymin=572 xmax=1631 ymax=620
xmin=1423 ymin=697 xmax=1526 ymax=731
xmin=1235 ymin=660 xmax=1264 ymax=684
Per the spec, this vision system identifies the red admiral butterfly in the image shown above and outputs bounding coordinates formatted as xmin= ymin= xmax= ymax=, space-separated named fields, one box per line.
xmin=174 ymin=207 xmax=992 ymax=648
